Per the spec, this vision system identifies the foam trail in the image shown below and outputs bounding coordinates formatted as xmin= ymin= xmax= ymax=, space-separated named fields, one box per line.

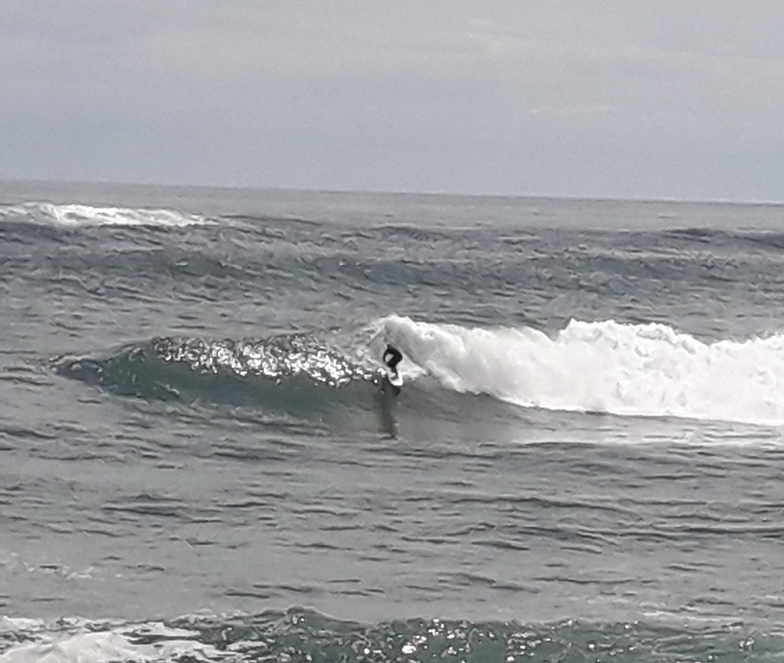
xmin=381 ymin=315 xmax=784 ymax=426
xmin=0 ymin=202 xmax=208 ymax=228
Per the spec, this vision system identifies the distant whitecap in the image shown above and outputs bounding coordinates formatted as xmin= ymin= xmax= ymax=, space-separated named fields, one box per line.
xmin=0 ymin=202 xmax=210 ymax=228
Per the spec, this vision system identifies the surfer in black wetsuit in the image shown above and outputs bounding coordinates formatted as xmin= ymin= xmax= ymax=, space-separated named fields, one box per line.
xmin=377 ymin=344 xmax=404 ymax=432
xmin=382 ymin=344 xmax=404 ymax=396
xmin=383 ymin=344 xmax=403 ymax=380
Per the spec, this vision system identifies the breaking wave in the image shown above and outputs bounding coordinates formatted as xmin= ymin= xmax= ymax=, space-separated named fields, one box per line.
xmin=54 ymin=316 xmax=784 ymax=427
xmin=0 ymin=202 xmax=209 ymax=228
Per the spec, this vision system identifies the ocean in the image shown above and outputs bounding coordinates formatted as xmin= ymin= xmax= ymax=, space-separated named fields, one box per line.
xmin=2 ymin=180 xmax=784 ymax=662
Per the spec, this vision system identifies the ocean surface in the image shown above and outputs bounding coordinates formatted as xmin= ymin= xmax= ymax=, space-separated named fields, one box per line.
xmin=2 ymin=181 xmax=784 ymax=662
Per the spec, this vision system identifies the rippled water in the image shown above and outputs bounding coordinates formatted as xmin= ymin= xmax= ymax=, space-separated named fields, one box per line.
xmin=2 ymin=181 xmax=784 ymax=661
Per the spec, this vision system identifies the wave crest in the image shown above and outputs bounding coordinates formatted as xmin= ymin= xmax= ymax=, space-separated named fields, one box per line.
xmin=151 ymin=335 xmax=378 ymax=387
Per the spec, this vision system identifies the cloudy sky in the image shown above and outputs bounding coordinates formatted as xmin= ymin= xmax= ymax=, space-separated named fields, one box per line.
xmin=2 ymin=1 xmax=783 ymax=201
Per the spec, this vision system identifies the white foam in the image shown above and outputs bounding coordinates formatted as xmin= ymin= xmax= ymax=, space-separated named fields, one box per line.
xmin=0 ymin=203 xmax=209 ymax=228
xmin=0 ymin=619 xmax=224 ymax=663
xmin=381 ymin=315 xmax=784 ymax=426
xmin=0 ymin=632 xmax=139 ymax=663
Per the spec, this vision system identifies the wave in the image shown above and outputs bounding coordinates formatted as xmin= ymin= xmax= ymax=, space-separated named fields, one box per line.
xmin=0 ymin=608 xmax=776 ymax=663
xmin=0 ymin=202 xmax=209 ymax=228
xmin=54 ymin=317 xmax=784 ymax=427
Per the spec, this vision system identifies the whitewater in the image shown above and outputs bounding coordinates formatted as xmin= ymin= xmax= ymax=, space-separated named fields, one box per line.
xmin=4 ymin=180 xmax=784 ymax=662
xmin=382 ymin=315 xmax=784 ymax=425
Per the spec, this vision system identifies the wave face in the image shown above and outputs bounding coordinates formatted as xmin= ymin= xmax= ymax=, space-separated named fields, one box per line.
xmin=54 ymin=331 xmax=390 ymax=423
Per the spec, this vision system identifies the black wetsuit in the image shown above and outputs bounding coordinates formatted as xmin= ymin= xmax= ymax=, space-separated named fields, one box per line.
xmin=383 ymin=345 xmax=403 ymax=376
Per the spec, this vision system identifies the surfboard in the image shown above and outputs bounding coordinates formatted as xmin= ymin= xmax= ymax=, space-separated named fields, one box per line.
xmin=382 ymin=371 xmax=402 ymax=396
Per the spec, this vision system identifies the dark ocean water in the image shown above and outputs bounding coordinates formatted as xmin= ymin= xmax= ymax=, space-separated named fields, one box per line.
xmin=3 ymin=181 xmax=784 ymax=661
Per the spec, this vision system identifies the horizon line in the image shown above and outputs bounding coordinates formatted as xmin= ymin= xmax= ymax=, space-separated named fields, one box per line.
xmin=1 ymin=177 xmax=782 ymax=208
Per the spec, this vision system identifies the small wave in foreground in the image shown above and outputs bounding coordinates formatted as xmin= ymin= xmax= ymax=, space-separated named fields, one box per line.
xmin=0 ymin=608 xmax=775 ymax=663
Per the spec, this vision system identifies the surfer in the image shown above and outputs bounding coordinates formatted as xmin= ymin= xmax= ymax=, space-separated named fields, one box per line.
xmin=376 ymin=344 xmax=403 ymax=434
xmin=382 ymin=344 xmax=403 ymax=395
xmin=383 ymin=344 xmax=403 ymax=378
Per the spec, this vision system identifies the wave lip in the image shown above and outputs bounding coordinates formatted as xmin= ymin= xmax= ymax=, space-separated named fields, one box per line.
xmin=381 ymin=315 xmax=784 ymax=426
xmin=0 ymin=202 xmax=209 ymax=228
xmin=53 ymin=333 xmax=388 ymax=411
xmin=151 ymin=335 xmax=379 ymax=387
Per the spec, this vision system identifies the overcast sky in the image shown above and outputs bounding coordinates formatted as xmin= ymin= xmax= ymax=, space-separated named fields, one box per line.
xmin=1 ymin=1 xmax=783 ymax=202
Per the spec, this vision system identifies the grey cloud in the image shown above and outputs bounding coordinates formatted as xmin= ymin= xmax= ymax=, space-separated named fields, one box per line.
xmin=1 ymin=1 xmax=783 ymax=200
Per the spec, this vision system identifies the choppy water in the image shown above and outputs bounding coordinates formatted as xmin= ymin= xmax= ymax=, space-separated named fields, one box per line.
xmin=3 ymin=181 xmax=784 ymax=661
